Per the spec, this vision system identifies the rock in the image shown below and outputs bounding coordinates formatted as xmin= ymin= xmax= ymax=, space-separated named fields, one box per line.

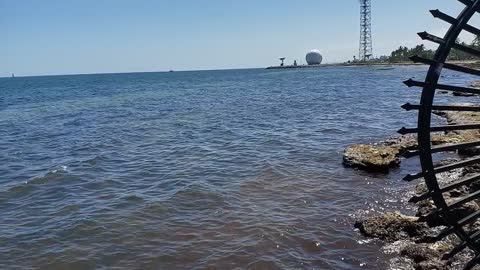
xmin=431 ymin=135 xmax=463 ymax=146
xmin=416 ymin=200 xmax=438 ymax=226
xmin=433 ymin=108 xmax=480 ymax=156
xmin=414 ymin=161 xmax=467 ymax=198
xmin=382 ymin=134 xmax=419 ymax=152
xmin=469 ymin=178 xmax=480 ymax=193
xmin=401 ymin=244 xmax=441 ymax=263
xmin=448 ymin=188 xmax=469 ymax=198
xmin=344 ymin=104 xmax=480 ymax=173
xmin=343 ymin=144 xmax=400 ymax=172
xmin=429 ymin=241 xmax=454 ymax=254
xmin=396 ymin=241 xmax=456 ymax=270
xmin=342 ymin=126 xmax=474 ymax=173
xmin=355 ymin=212 xmax=430 ymax=242
xmin=434 ymin=106 xmax=480 ymax=126
xmin=416 ymin=198 xmax=480 ymax=227
xmin=463 ymin=163 xmax=480 ymax=175
xmin=399 ymin=243 xmax=455 ymax=270
xmin=342 ymin=135 xmax=420 ymax=172
xmin=414 ymin=260 xmax=448 ymax=270
xmin=447 ymin=199 xmax=480 ymax=220
xmin=416 ymin=182 xmax=428 ymax=195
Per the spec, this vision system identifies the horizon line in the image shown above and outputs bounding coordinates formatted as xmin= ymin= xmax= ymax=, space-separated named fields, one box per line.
xmin=1 ymin=66 xmax=270 ymax=79
xmin=1 ymin=61 xmax=347 ymax=78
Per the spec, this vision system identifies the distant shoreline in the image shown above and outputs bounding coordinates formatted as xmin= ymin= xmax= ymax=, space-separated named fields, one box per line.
xmin=6 ymin=60 xmax=479 ymax=78
xmin=266 ymin=62 xmax=422 ymax=70
xmin=266 ymin=60 xmax=480 ymax=69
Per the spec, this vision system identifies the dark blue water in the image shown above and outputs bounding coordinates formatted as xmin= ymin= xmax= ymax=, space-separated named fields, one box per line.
xmin=0 ymin=67 xmax=475 ymax=269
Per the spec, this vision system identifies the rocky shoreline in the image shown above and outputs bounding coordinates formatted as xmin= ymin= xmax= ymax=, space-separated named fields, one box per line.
xmin=342 ymin=134 xmax=460 ymax=173
xmin=354 ymin=158 xmax=480 ymax=269
xmin=346 ymin=82 xmax=480 ymax=269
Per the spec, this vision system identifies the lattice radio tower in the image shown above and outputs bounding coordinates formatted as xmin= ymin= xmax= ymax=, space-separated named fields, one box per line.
xmin=359 ymin=0 xmax=372 ymax=61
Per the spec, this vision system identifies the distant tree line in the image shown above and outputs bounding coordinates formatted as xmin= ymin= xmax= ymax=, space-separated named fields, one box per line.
xmin=386 ymin=36 xmax=480 ymax=62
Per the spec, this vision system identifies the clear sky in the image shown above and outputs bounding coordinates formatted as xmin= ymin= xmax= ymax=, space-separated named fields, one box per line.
xmin=0 ymin=0 xmax=475 ymax=76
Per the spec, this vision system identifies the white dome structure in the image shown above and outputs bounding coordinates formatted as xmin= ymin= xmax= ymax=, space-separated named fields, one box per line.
xmin=306 ymin=50 xmax=323 ymax=65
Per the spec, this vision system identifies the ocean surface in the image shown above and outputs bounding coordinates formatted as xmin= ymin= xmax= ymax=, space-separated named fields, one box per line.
xmin=0 ymin=66 xmax=476 ymax=270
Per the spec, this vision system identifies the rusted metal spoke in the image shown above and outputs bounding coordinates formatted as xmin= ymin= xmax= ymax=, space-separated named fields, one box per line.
xmin=398 ymin=124 xmax=480 ymax=136
xmin=457 ymin=0 xmax=480 ymax=10
xmin=409 ymin=174 xmax=480 ymax=203
xmin=410 ymin=55 xmax=480 ymax=76
xmin=403 ymin=141 xmax=480 ymax=158
xmin=403 ymin=156 xmax=480 ymax=181
xmin=417 ymin=190 xmax=480 ymax=227
xmin=418 ymin=31 xmax=480 ymax=57
xmin=436 ymin=209 xmax=480 ymax=241
xmin=402 ymin=103 xmax=480 ymax=112
xmin=444 ymin=230 xmax=480 ymax=260
xmin=450 ymin=189 xmax=480 ymax=209
xmin=465 ymin=253 xmax=480 ymax=270
xmin=430 ymin=9 xmax=480 ymax=36
xmin=404 ymin=79 xmax=480 ymax=95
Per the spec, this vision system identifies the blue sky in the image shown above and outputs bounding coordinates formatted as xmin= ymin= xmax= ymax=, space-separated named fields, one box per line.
xmin=0 ymin=0 xmax=473 ymax=76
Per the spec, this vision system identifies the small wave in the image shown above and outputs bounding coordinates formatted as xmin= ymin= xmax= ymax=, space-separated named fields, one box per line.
xmin=26 ymin=165 xmax=69 ymax=185
xmin=5 ymin=166 xmax=71 ymax=194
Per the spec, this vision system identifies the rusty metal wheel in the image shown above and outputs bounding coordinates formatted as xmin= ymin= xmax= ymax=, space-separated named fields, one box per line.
xmin=399 ymin=1 xmax=480 ymax=268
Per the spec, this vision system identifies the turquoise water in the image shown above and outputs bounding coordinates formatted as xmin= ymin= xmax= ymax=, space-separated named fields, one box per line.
xmin=0 ymin=67 xmax=474 ymax=269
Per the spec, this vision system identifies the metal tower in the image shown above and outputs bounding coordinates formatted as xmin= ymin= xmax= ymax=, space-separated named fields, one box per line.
xmin=359 ymin=0 xmax=372 ymax=61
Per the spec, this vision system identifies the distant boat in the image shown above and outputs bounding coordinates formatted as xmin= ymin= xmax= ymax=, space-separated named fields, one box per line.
xmin=169 ymin=70 xmax=174 ymax=73
xmin=11 ymin=73 xmax=15 ymax=78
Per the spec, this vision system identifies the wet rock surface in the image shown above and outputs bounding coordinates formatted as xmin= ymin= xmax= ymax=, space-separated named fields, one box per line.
xmin=343 ymin=144 xmax=401 ymax=172
xmin=353 ymin=97 xmax=480 ymax=269
xmin=343 ymin=134 xmax=458 ymax=172
xmin=400 ymin=244 xmax=442 ymax=264
xmin=342 ymin=135 xmax=419 ymax=172
xmin=356 ymin=209 xmax=476 ymax=269
xmin=355 ymin=212 xmax=430 ymax=242
xmin=355 ymin=165 xmax=480 ymax=268
xmin=414 ymin=260 xmax=449 ymax=270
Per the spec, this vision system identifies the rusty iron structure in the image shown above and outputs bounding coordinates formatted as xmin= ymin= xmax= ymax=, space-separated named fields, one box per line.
xmin=399 ymin=0 xmax=480 ymax=268
xmin=359 ymin=0 xmax=372 ymax=61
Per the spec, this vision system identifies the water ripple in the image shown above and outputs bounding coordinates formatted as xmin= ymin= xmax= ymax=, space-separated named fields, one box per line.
xmin=0 ymin=67 xmax=475 ymax=269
